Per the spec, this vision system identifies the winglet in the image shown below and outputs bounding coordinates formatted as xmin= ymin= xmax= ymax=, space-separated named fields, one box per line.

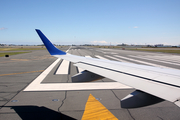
xmin=35 ymin=29 xmax=66 ymax=55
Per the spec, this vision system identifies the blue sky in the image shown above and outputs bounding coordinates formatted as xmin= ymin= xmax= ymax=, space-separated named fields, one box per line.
xmin=1 ymin=0 xmax=180 ymax=45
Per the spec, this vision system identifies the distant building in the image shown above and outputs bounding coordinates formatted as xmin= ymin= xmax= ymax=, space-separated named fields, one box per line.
xmin=0 ymin=44 xmax=7 ymax=46
xmin=155 ymin=44 xmax=164 ymax=47
xmin=155 ymin=44 xmax=173 ymax=48
xmin=146 ymin=45 xmax=154 ymax=47
xmin=117 ymin=43 xmax=127 ymax=46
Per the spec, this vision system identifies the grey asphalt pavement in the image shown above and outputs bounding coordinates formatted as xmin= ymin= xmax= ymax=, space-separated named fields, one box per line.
xmin=0 ymin=46 xmax=180 ymax=120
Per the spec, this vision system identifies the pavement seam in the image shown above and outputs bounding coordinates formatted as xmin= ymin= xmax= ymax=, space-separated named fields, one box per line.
xmin=127 ymin=109 xmax=136 ymax=120
xmin=111 ymin=90 xmax=136 ymax=120
xmin=58 ymin=91 xmax=67 ymax=112
xmin=157 ymin=116 xmax=164 ymax=120
xmin=57 ymin=69 xmax=69 ymax=114
xmin=102 ymin=78 xmax=136 ymax=120
xmin=0 ymin=67 xmax=48 ymax=109
xmin=0 ymin=85 xmax=27 ymax=110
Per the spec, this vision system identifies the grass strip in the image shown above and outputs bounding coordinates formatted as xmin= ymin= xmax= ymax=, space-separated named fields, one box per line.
xmin=0 ymin=52 xmax=30 ymax=57
xmin=0 ymin=46 xmax=67 ymax=51
xmin=130 ymin=49 xmax=180 ymax=54
xmin=0 ymin=47 xmax=46 ymax=51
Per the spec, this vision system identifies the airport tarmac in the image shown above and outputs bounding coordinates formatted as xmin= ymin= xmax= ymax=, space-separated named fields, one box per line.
xmin=0 ymin=46 xmax=180 ymax=120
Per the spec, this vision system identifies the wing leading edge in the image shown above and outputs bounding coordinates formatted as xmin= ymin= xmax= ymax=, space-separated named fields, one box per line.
xmin=36 ymin=29 xmax=180 ymax=108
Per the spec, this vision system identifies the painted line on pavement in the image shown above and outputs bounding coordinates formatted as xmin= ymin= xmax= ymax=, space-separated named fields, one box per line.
xmin=24 ymin=58 xmax=61 ymax=91
xmin=24 ymin=55 xmax=132 ymax=91
xmin=105 ymin=55 xmax=129 ymax=63
xmin=114 ymin=55 xmax=171 ymax=68
xmin=0 ymin=70 xmax=44 ymax=77
xmin=85 ymin=55 xmax=92 ymax=58
xmin=136 ymin=55 xmax=180 ymax=63
xmin=56 ymin=60 xmax=70 ymax=74
xmin=24 ymin=82 xmax=132 ymax=91
xmin=95 ymin=55 xmax=108 ymax=60
xmin=129 ymin=55 xmax=180 ymax=66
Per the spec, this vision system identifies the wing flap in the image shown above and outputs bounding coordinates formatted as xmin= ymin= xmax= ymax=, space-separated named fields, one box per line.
xmin=175 ymin=101 xmax=180 ymax=107
xmin=74 ymin=62 xmax=180 ymax=103
xmin=121 ymin=90 xmax=164 ymax=108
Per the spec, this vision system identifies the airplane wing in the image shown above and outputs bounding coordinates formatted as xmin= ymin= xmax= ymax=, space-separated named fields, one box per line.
xmin=36 ymin=29 xmax=180 ymax=108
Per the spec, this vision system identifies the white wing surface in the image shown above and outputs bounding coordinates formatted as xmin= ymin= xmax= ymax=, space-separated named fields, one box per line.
xmin=36 ymin=29 xmax=180 ymax=108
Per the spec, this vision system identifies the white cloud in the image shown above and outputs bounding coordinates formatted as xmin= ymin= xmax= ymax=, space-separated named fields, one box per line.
xmin=0 ymin=27 xmax=7 ymax=30
xmin=133 ymin=26 xmax=138 ymax=28
xmin=91 ymin=41 xmax=108 ymax=44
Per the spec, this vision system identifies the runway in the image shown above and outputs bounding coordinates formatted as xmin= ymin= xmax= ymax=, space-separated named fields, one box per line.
xmin=0 ymin=46 xmax=180 ymax=120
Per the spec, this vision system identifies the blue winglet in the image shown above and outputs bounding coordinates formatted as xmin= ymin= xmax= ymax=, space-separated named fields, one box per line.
xmin=35 ymin=29 xmax=66 ymax=55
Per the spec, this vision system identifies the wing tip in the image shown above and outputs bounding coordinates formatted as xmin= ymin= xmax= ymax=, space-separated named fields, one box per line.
xmin=35 ymin=29 xmax=66 ymax=55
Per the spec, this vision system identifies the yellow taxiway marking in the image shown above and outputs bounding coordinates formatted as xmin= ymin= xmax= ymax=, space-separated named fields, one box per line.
xmin=0 ymin=70 xmax=44 ymax=77
xmin=82 ymin=94 xmax=118 ymax=120
xmin=11 ymin=59 xmax=29 ymax=61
